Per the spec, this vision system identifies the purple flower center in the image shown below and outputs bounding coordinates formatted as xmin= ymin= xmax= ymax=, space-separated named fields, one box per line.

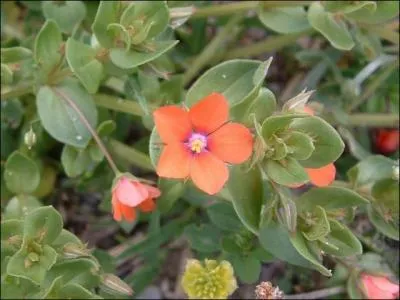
xmin=187 ymin=133 xmax=207 ymax=154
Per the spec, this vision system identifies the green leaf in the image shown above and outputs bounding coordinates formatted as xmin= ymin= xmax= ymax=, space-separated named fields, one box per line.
xmin=157 ymin=178 xmax=185 ymax=213
xmin=149 ymin=128 xmax=162 ymax=168
xmin=227 ymin=165 xmax=264 ymax=234
xmin=59 ymin=283 xmax=101 ymax=299
xmin=61 ymin=145 xmax=92 ymax=178
xmin=92 ymin=1 xmax=120 ymax=48
xmin=66 ymin=38 xmax=104 ymax=94
xmin=290 ymin=116 xmax=345 ymax=168
xmin=186 ymin=59 xmax=272 ymax=107
xmin=46 ymin=257 xmax=100 ymax=287
xmin=3 ymin=196 xmax=42 ymax=220
xmin=276 ymin=187 xmax=298 ymax=233
xmin=4 ymin=151 xmax=40 ymax=194
xmin=34 ymin=20 xmax=62 ymax=74
xmin=51 ymin=229 xmax=83 ymax=252
xmin=324 ymin=1 xmax=377 ymax=14
xmin=120 ymin=1 xmax=169 ymax=39
xmin=239 ymin=87 xmax=276 ymax=125
xmin=258 ymin=6 xmax=311 ymax=34
xmin=1 ymin=47 xmax=32 ymax=63
xmin=285 ymin=131 xmax=315 ymax=160
xmin=24 ymin=206 xmax=63 ymax=244
xmin=184 ymin=224 xmax=221 ymax=253
xmin=7 ymin=242 xmax=57 ymax=285
xmin=368 ymin=205 xmax=399 ymax=241
xmin=1 ymin=219 xmax=23 ymax=258
xmin=261 ymin=114 xmax=306 ymax=140
xmin=1 ymin=99 xmax=24 ymax=129
xmin=42 ymin=1 xmax=86 ymax=33
xmin=36 ymin=79 xmax=98 ymax=148
xmin=88 ymin=144 xmax=104 ymax=162
xmin=302 ymin=206 xmax=330 ymax=241
xmin=231 ymin=255 xmax=261 ymax=284
xmin=263 ymin=157 xmax=309 ymax=186
xmin=319 ymin=219 xmax=363 ymax=257
xmin=109 ymin=40 xmax=178 ymax=69
xmin=206 ymin=202 xmax=243 ymax=232
xmin=1 ymin=63 xmax=13 ymax=85
xmin=97 ymin=120 xmax=116 ymax=137
xmin=372 ymin=178 xmax=399 ymax=217
xmin=259 ymin=221 xmax=314 ymax=269
xmin=307 ymin=2 xmax=354 ymax=50
xmin=289 ymin=231 xmax=332 ymax=276
xmin=347 ymin=155 xmax=395 ymax=187
xmin=347 ymin=271 xmax=365 ymax=299
xmin=344 ymin=1 xmax=399 ymax=24
xmin=298 ymin=186 xmax=369 ymax=213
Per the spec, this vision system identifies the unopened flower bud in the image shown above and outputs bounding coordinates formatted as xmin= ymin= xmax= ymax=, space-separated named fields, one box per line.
xmin=181 ymin=259 xmax=237 ymax=299
xmin=24 ymin=128 xmax=37 ymax=149
xmin=255 ymin=281 xmax=284 ymax=299
xmin=27 ymin=252 xmax=40 ymax=262
xmin=100 ymin=274 xmax=133 ymax=295
xmin=63 ymin=242 xmax=91 ymax=259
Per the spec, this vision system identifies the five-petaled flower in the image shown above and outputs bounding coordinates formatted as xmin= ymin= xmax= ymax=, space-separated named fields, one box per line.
xmin=361 ymin=273 xmax=399 ymax=299
xmin=111 ymin=175 xmax=161 ymax=222
xmin=290 ymin=106 xmax=336 ymax=188
xmin=153 ymin=93 xmax=253 ymax=195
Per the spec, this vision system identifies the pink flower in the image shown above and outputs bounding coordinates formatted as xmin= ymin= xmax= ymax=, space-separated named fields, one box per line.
xmin=361 ymin=274 xmax=399 ymax=299
xmin=111 ymin=176 xmax=161 ymax=222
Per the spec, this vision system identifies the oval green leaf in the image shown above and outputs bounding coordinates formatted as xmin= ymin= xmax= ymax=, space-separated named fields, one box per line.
xmin=263 ymin=157 xmax=309 ymax=186
xmin=36 ymin=79 xmax=98 ymax=148
xmin=42 ymin=1 xmax=86 ymax=33
xmin=5 ymin=151 xmax=40 ymax=194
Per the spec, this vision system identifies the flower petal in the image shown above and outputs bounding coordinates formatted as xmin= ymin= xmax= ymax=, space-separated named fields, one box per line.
xmin=306 ymin=163 xmax=336 ymax=187
xmin=120 ymin=203 xmax=136 ymax=222
xmin=362 ymin=275 xmax=399 ymax=299
xmin=157 ymin=143 xmax=191 ymax=178
xmin=190 ymin=151 xmax=229 ymax=195
xmin=112 ymin=193 xmax=122 ymax=221
xmin=153 ymin=106 xmax=191 ymax=143
xmin=303 ymin=106 xmax=315 ymax=116
xmin=207 ymin=123 xmax=253 ymax=164
xmin=115 ymin=178 xmax=148 ymax=207
xmin=189 ymin=93 xmax=229 ymax=134
xmin=138 ymin=198 xmax=156 ymax=212
xmin=144 ymin=185 xmax=161 ymax=198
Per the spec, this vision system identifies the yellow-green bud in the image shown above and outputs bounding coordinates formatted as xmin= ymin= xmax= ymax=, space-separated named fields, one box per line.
xmin=181 ymin=259 xmax=237 ymax=299
xmin=27 ymin=252 xmax=40 ymax=262
xmin=100 ymin=274 xmax=133 ymax=296
xmin=24 ymin=128 xmax=37 ymax=149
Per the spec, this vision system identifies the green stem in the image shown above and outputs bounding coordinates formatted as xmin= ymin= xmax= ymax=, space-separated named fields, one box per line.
xmin=109 ymin=139 xmax=154 ymax=171
xmin=224 ymin=29 xmax=313 ymax=59
xmin=333 ymin=113 xmax=399 ymax=128
xmin=192 ymin=1 xmax=312 ymax=19
xmin=51 ymin=87 xmax=120 ymax=175
xmin=284 ymin=286 xmax=345 ymax=299
xmin=93 ymin=94 xmax=146 ymax=116
xmin=182 ymin=14 xmax=243 ymax=86
xmin=348 ymin=61 xmax=399 ymax=112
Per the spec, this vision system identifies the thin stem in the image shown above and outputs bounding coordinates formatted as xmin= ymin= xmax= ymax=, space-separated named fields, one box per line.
xmin=192 ymin=1 xmax=312 ymax=19
xmin=182 ymin=14 xmax=243 ymax=86
xmin=93 ymin=94 xmax=146 ymax=116
xmin=333 ymin=113 xmax=399 ymax=128
xmin=224 ymin=29 xmax=313 ymax=59
xmin=51 ymin=87 xmax=120 ymax=175
xmin=109 ymin=139 xmax=154 ymax=171
xmin=348 ymin=61 xmax=399 ymax=112
xmin=284 ymin=286 xmax=345 ymax=299
xmin=353 ymin=54 xmax=396 ymax=86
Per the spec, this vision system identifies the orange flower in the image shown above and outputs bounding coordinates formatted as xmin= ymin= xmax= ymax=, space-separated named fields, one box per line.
xmin=153 ymin=93 xmax=253 ymax=195
xmin=290 ymin=105 xmax=336 ymax=188
xmin=111 ymin=176 xmax=161 ymax=222
xmin=361 ymin=274 xmax=399 ymax=299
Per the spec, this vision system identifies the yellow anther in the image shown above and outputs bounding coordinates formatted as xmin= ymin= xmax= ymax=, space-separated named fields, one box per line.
xmin=191 ymin=139 xmax=204 ymax=153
